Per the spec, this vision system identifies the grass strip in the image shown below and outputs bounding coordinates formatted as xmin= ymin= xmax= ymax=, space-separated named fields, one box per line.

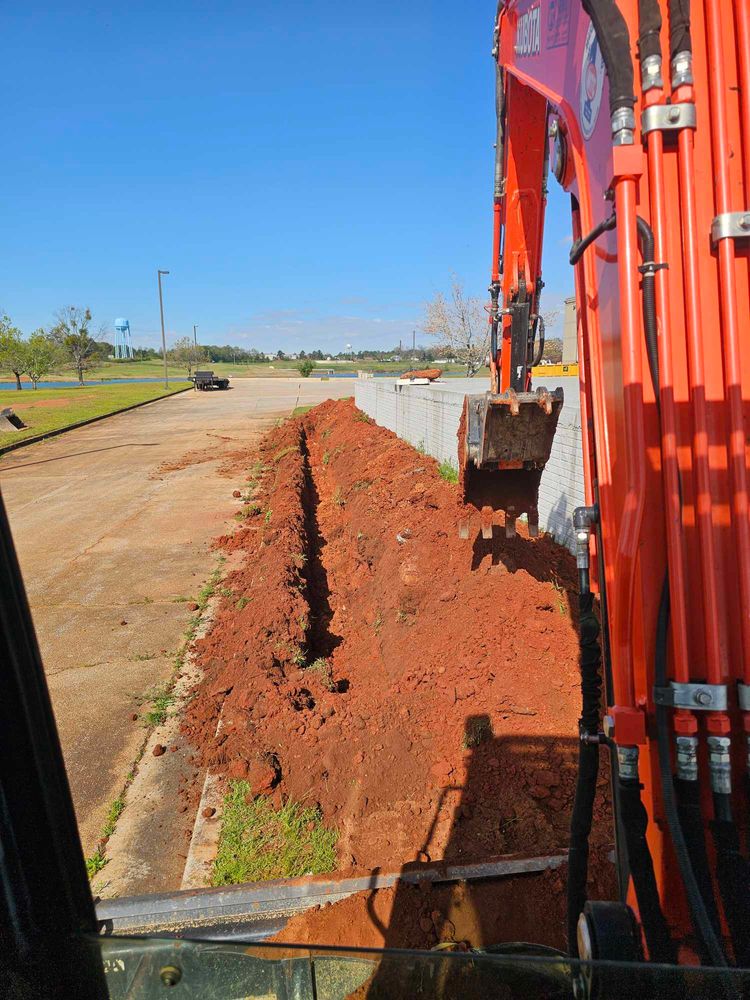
xmin=0 ymin=382 xmax=189 ymax=447
xmin=213 ymin=782 xmax=338 ymax=885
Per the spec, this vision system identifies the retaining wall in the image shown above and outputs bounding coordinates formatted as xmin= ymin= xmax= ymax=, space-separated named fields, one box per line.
xmin=354 ymin=375 xmax=584 ymax=551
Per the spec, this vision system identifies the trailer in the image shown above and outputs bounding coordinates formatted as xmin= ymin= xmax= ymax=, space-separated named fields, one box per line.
xmin=191 ymin=370 xmax=230 ymax=391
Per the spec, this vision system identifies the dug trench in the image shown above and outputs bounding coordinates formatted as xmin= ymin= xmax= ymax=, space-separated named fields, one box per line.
xmin=182 ymin=398 xmax=615 ymax=950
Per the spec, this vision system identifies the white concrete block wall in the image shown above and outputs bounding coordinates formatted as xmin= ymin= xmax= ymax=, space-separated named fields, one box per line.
xmin=354 ymin=376 xmax=584 ymax=552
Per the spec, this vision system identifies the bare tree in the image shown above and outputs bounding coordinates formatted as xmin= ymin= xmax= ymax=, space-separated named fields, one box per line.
xmin=167 ymin=336 xmax=208 ymax=377
xmin=423 ymin=277 xmax=490 ymax=376
xmin=50 ymin=307 xmax=100 ymax=385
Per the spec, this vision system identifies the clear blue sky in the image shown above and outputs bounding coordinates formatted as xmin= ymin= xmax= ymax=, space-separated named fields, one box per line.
xmin=2 ymin=2 xmax=572 ymax=353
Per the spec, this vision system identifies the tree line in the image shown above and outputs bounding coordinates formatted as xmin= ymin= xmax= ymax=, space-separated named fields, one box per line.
xmin=0 ymin=307 xmax=107 ymax=389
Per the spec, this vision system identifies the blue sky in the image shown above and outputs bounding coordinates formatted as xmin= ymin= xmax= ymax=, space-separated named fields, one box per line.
xmin=2 ymin=2 xmax=572 ymax=353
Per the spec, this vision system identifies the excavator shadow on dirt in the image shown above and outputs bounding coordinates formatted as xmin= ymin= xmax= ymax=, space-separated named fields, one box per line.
xmin=344 ymin=716 xmax=616 ymax=997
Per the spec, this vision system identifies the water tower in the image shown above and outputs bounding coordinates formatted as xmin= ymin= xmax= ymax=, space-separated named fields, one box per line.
xmin=114 ymin=318 xmax=133 ymax=360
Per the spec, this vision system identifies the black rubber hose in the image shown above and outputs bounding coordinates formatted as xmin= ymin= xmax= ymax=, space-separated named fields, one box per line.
xmin=712 ymin=805 xmax=750 ymax=967
xmin=668 ymin=0 xmax=692 ymax=58
xmin=675 ymin=776 xmax=723 ymax=960
xmin=569 ymin=213 xmax=616 ymax=266
xmin=531 ymin=314 xmax=545 ymax=368
xmin=638 ymin=0 xmax=662 ymax=61
xmin=635 ymin=215 xmax=660 ymax=397
xmin=618 ymin=774 xmax=677 ymax=963
xmin=582 ymin=0 xmax=636 ymax=118
xmin=566 ymin=585 xmax=602 ymax=956
xmin=655 ymin=578 xmax=728 ymax=966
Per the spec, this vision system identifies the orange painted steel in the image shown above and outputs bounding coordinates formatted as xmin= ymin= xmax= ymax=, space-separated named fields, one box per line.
xmin=705 ymin=0 xmax=750 ymax=690
xmin=493 ymin=0 xmax=750 ymax=948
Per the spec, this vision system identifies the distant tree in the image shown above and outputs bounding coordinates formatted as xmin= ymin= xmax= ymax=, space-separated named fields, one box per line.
xmin=542 ymin=337 xmax=563 ymax=364
xmin=50 ymin=307 xmax=101 ymax=385
xmin=26 ymin=330 xmax=61 ymax=389
xmin=298 ymin=358 xmax=315 ymax=378
xmin=423 ymin=276 xmax=489 ymax=376
xmin=0 ymin=315 xmax=29 ymax=389
xmin=167 ymin=336 xmax=209 ymax=377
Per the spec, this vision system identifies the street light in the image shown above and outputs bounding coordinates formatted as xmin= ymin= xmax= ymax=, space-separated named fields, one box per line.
xmin=193 ymin=324 xmax=198 ymax=348
xmin=158 ymin=269 xmax=170 ymax=389
xmin=346 ymin=342 xmax=352 ymax=363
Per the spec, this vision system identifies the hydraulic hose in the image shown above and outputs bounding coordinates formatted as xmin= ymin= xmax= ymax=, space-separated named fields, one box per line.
xmin=637 ymin=0 xmax=662 ymax=62
xmin=635 ymin=215 xmax=660 ymax=397
xmin=530 ymin=314 xmax=545 ymax=369
xmin=581 ymin=0 xmax=636 ymax=123
xmin=668 ymin=0 xmax=691 ymax=60
xmin=567 ymin=571 xmax=603 ymax=956
xmin=617 ymin=771 xmax=676 ymax=963
xmin=569 ymin=214 xmax=616 ymax=266
xmin=711 ymin=811 xmax=750 ymax=967
xmin=655 ymin=579 xmax=728 ymax=966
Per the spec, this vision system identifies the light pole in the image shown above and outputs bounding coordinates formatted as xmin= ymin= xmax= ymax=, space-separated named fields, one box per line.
xmin=193 ymin=324 xmax=198 ymax=348
xmin=158 ymin=269 xmax=170 ymax=388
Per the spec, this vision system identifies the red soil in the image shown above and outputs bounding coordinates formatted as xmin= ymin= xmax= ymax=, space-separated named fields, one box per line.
xmin=182 ymin=399 xmax=614 ymax=939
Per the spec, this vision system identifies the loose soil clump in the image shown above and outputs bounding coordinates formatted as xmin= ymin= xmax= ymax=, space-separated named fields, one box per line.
xmin=182 ymin=399 xmax=614 ymax=940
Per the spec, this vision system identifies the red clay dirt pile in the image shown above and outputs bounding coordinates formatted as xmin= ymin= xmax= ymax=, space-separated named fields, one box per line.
xmin=182 ymin=398 xmax=613 ymax=943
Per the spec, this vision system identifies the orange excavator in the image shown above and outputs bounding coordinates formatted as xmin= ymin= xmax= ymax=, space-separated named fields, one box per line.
xmin=2 ymin=1 xmax=750 ymax=997
xmin=461 ymin=0 xmax=750 ymax=979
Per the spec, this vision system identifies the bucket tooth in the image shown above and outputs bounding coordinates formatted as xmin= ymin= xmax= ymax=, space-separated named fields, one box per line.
xmin=528 ymin=505 xmax=539 ymax=538
xmin=458 ymin=517 xmax=470 ymax=540
xmin=505 ymin=507 xmax=517 ymax=539
xmin=480 ymin=506 xmax=493 ymax=540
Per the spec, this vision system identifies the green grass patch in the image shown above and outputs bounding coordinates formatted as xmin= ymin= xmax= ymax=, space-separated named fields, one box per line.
xmin=86 ymin=848 xmax=107 ymax=878
xmin=292 ymin=404 xmax=314 ymax=417
xmin=213 ymin=782 xmax=338 ymax=885
xmin=273 ymin=445 xmax=297 ymax=462
xmin=354 ymin=410 xmax=373 ymax=423
xmin=140 ymin=683 xmax=176 ymax=727
xmin=0 ymin=382 xmax=190 ymax=447
xmin=438 ymin=460 xmax=459 ymax=484
xmin=102 ymin=796 xmax=125 ymax=838
xmin=306 ymin=657 xmax=336 ymax=691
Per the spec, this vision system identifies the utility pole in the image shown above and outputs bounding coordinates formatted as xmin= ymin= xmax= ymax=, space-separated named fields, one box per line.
xmin=412 ymin=329 xmax=416 ymax=353
xmin=158 ymin=269 xmax=170 ymax=388
xmin=193 ymin=324 xmax=198 ymax=348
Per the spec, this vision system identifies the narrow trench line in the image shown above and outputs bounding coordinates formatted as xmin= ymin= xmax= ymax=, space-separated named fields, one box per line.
xmin=299 ymin=429 xmax=342 ymax=662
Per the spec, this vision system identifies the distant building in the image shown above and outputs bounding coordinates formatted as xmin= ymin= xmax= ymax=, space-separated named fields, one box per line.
xmin=563 ymin=296 xmax=577 ymax=364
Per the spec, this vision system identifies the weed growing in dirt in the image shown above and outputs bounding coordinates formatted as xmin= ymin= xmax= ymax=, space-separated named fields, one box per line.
xmin=462 ymin=716 xmax=493 ymax=749
xmin=102 ymin=796 xmax=125 ymax=838
xmin=131 ymin=652 xmax=155 ymax=662
xmin=236 ymin=596 xmax=251 ymax=611
xmin=438 ymin=460 xmax=459 ymax=484
xmin=322 ymin=450 xmax=331 ymax=465
xmin=273 ymin=445 xmax=297 ymax=462
xmin=306 ymin=657 xmax=336 ymax=692
xmin=416 ymin=440 xmax=427 ymax=454
xmin=221 ymin=587 xmax=233 ymax=598
xmin=353 ymin=479 xmax=372 ymax=492
xmin=212 ymin=782 xmax=338 ymax=885
xmin=172 ymin=595 xmax=190 ymax=603
xmin=292 ymin=404 xmax=314 ymax=417
xmin=332 ymin=487 xmax=346 ymax=508
xmin=373 ymin=609 xmax=384 ymax=634
xmin=140 ymin=684 xmax=176 ymax=727
xmin=292 ymin=552 xmax=307 ymax=569
xmin=395 ymin=609 xmax=410 ymax=624
xmin=264 ymin=509 xmax=272 ymax=524
xmin=354 ymin=411 xmax=373 ymax=423
xmin=86 ymin=848 xmax=107 ymax=878
xmin=321 ymin=428 xmax=332 ymax=439
xmin=552 ymin=580 xmax=567 ymax=615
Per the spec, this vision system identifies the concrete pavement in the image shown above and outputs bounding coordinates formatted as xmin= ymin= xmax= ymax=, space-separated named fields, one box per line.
xmin=0 ymin=378 xmax=355 ymax=857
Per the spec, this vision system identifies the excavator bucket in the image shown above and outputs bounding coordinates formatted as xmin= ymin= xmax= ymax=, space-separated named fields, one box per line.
xmin=458 ymin=387 xmax=564 ymax=539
